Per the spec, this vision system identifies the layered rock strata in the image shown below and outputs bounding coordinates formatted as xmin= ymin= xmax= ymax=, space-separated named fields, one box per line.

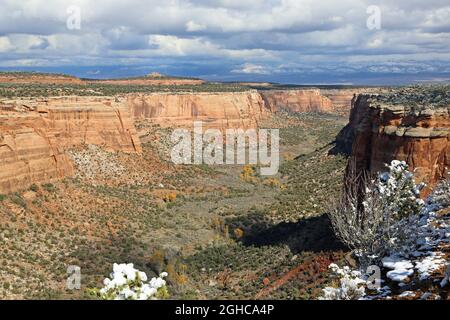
xmin=337 ymin=94 xmax=449 ymax=191
xmin=260 ymin=90 xmax=333 ymax=113
xmin=0 ymin=97 xmax=141 ymax=193
xmin=127 ymin=91 xmax=268 ymax=129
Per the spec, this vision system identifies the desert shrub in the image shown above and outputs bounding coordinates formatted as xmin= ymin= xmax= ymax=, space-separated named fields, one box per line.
xmin=0 ymin=194 xmax=6 ymax=202
xmin=42 ymin=183 xmax=57 ymax=193
xmin=10 ymin=194 xmax=27 ymax=209
xmin=166 ymin=261 xmax=188 ymax=291
xmin=240 ymin=165 xmax=259 ymax=184
xmin=319 ymin=264 xmax=367 ymax=300
xmin=234 ymin=228 xmax=245 ymax=239
xmin=263 ymin=178 xmax=284 ymax=189
xmin=328 ymin=160 xmax=424 ymax=268
xmin=161 ymin=192 xmax=177 ymax=203
xmin=148 ymin=249 xmax=166 ymax=274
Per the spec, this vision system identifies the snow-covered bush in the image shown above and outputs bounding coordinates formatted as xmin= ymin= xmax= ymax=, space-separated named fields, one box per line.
xmin=319 ymin=264 xmax=367 ymax=300
xmin=91 ymin=263 xmax=169 ymax=300
xmin=329 ymin=160 xmax=424 ymax=267
xmin=375 ymin=161 xmax=425 ymax=257
xmin=328 ymin=171 xmax=386 ymax=267
xmin=324 ymin=175 xmax=450 ymax=300
xmin=377 ymin=160 xmax=424 ymax=219
xmin=426 ymin=178 xmax=450 ymax=210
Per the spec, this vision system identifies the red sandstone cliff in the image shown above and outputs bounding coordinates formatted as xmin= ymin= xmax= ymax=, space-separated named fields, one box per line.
xmin=0 ymin=117 xmax=74 ymax=195
xmin=337 ymin=94 xmax=449 ymax=191
xmin=0 ymin=87 xmax=390 ymax=194
xmin=0 ymin=91 xmax=269 ymax=193
xmin=0 ymin=97 xmax=141 ymax=194
xmin=127 ymin=91 xmax=268 ymax=129
xmin=260 ymin=90 xmax=333 ymax=113
xmin=321 ymin=89 xmax=358 ymax=115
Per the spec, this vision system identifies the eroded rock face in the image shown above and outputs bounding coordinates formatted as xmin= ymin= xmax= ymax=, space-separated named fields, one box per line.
xmin=260 ymin=90 xmax=333 ymax=113
xmin=0 ymin=97 xmax=141 ymax=193
xmin=321 ymin=89 xmax=358 ymax=115
xmin=0 ymin=92 xmax=271 ymax=193
xmin=0 ymin=118 xmax=74 ymax=194
xmin=338 ymin=94 xmax=449 ymax=192
xmin=127 ymin=91 xmax=268 ymax=129
xmin=38 ymin=97 xmax=142 ymax=154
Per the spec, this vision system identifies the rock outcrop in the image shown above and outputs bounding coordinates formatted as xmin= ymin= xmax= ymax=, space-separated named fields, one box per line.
xmin=0 ymin=97 xmax=141 ymax=194
xmin=260 ymin=90 xmax=333 ymax=113
xmin=337 ymin=93 xmax=449 ymax=192
xmin=321 ymin=88 xmax=385 ymax=115
xmin=128 ymin=91 xmax=268 ymax=129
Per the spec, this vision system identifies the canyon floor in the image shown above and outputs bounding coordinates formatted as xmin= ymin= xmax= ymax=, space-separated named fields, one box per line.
xmin=0 ymin=111 xmax=349 ymax=300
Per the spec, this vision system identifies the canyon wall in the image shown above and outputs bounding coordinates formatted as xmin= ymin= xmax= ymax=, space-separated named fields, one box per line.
xmin=0 ymin=97 xmax=141 ymax=194
xmin=321 ymin=89 xmax=358 ymax=115
xmin=128 ymin=91 xmax=268 ymax=129
xmin=0 ymin=87 xmax=392 ymax=194
xmin=37 ymin=97 xmax=141 ymax=153
xmin=0 ymin=117 xmax=74 ymax=195
xmin=260 ymin=90 xmax=333 ymax=113
xmin=0 ymin=91 xmax=269 ymax=193
xmin=337 ymin=95 xmax=449 ymax=192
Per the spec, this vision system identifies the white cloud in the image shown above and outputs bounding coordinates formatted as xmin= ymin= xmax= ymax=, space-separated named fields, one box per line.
xmin=0 ymin=36 xmax=13 ymax=52
xmin=148 ymin=35 xmax=221 ymax=56
xmin=231 ymin=63 xmax=270 ymax=74
xmin=367 ymin=36 xmax=384 ymax=48
xmin=186 ymin=21 xmax=207 ymax=32
xmin=146 ymin=35 xmax=273 ymax=60
xmin=0 ymin=0 xmax=449 ymax=82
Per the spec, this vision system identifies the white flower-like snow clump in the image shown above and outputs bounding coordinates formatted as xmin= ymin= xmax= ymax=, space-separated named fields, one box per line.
xmin=319 ymin=264 xmax=367 ymax=300
xmin=382 ymin=256 xmax=414 ymax=282
xmin=98 ymin=263 xmax=168 ymax=300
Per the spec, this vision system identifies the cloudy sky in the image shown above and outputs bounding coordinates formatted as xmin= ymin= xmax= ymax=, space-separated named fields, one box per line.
xmin=1 ymin=0 xmax=450 ymax=84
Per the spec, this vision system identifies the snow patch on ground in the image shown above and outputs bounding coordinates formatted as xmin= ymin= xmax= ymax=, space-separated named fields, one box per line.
xmin=415 ymin=253 xmax=446 ymax=280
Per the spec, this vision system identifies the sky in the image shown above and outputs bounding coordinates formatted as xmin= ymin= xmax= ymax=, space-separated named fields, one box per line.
xmin=0 ymin=0 xmax=450 ymax=84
